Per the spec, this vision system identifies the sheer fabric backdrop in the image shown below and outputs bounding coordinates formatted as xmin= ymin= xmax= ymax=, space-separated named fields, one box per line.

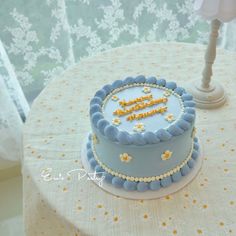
xmin=1 ymin=0 xmax=233 ymax=103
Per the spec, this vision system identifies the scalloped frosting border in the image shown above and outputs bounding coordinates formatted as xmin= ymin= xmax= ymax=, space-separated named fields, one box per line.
xmin=90 ymin=76 xmax=196 ymax=145
xmin=101 ymin=83 xmax=185 ymax=131
xmin=91 ymin=138 xmax=194 ymax=182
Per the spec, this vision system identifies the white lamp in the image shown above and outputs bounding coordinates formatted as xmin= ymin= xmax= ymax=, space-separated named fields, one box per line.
xmin=187 ymin=0 xmax=236 ymax=109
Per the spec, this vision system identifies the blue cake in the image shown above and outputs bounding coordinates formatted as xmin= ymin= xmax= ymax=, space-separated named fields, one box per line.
xmin=87 ymin=75 xmax=199 ymax=192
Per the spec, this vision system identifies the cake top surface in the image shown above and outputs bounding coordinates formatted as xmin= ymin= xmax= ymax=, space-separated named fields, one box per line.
xmin=102 ymin=84 xmax=183 ymax=133
xmin=90 ymin=76 xmax=196 ymax=145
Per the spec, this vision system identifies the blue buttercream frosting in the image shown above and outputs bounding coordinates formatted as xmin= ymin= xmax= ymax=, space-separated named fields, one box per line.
xmin=185 ymin=107 xmax=195 ymax=115
xmin=90 ymin=97 xmax=102 ymax=106
xmin=97 ymin=119 xmax=109 ymax=135
xmin=104 ymin=125 xmax=118 ymax=141
xmin=89 ymin=158 xmax=98 ymax=168
xmin=174 ymin=87 xmax=185 ymax=95
xmin=160 ymin=176 xmax=172 ymax=187
xmin=194 ymin=142 xmax=199 ymax=150
xmin=111 ymin=177 xmax=125 ymax=188
xmin=143 ymin=131 xmax=160 ymax=144
xmin=181 ymin=165 xmax=190 ymax=176
xmin=182 ymin=113 xmax=195 ymax=123
xmin=137 ymin=182 xmax=149 ymax=192
xmin=124 ymin=76 xmax=135 ymax=85
xmin=104 ymin=172 xmax=113 ymax=183
xmin=112 ymin=80 xmax=123 ymax=89
xmin=135 ymin=75 xmax=146 ymax=83
xmin=90 ymin=104 xmax=102 ymax=115
xmin=156 ymin=79 xmax=166 ymax=86
xmin=102 ymin=84 xmax=112 ymax=94
xmin=156 ymin=129 xmax=172 ymax=141
xmin=165 ymin=81 xmax=177 ymax=90
xmin=90 ymin=76 xmax=196 ymax=145
xmin=187 ymin=159 xmax=195 ymax=168
xmin=88 ymin=76 xmax=199 ymax=192
xmin=123 ymin=181 xmax=137 ymax=191
xmin=176 ymin=120 xmax=191 ymax=131
xmin=91 ymin=112 xmax=103 ymax=126
xmin=87 ymin=149 xmax=93 ymax=160
xmin=191 ymin=150 xmax=198 ymax=160
xmin=184 ymin=101 xmax=196 ymax=107
xmin=167 ymin=125 xmax=184 ymax=136
xmin=171 ymin=171 xmax=182 ymax=182
xmin=95 ymin=89 xmax=106 ymax=100
xmin=132 ymin=133 xmax=146 ymax=145
xmin=146 ymin=76 xmax=157 ymax=84
xmin=182 ymin=94 xmax=193 ymax=101
xmin=149 ymin=180 xmax=161 ymax=190
xmin=86 ymin=136 xmax=200 ymax=192
xmin=117 ymin=131 xmax=132 ymax=145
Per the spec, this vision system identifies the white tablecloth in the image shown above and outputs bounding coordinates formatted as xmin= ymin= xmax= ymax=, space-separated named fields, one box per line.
xmin=23 ymin=42 xmax=236 ymax=236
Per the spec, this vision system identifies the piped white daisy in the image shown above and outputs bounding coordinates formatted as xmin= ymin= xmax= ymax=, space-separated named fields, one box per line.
xmin=112 ymin=118 xmax=121 ymax=126
xmin=142 ymin=86 xmax=151 ymax=94
xmin=120 ymin=153 xmax=133 ymax=163
xmin=163 ymin=90 xmax=172 ymax=97
xmin=111 ymin=95 xmax=119 ymax=101
xmin=161 ymin=150 xmax=172 ymax=161
xmin=133 ymin=123 xmax=145 ymax=132
xmin=165 ymin=114 xmax=175 ymax=122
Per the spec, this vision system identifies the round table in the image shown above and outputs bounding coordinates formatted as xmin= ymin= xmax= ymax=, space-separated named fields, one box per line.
xmin=24 ymin=42 xmax=236 ymax=236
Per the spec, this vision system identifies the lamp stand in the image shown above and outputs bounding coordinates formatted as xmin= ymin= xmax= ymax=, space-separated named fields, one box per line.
xmin=187 ymin=19 xmax=226 ymax=109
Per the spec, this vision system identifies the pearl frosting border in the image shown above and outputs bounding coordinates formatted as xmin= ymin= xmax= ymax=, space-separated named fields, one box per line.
xmin=86 ymin=136 xmax=200 ymax=191
xmin=90 ymin=76 xmax=196 ymax=146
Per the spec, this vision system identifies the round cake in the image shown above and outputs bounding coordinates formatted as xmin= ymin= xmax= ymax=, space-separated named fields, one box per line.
xmin=86 ymin=75 xmax=199 ymax=192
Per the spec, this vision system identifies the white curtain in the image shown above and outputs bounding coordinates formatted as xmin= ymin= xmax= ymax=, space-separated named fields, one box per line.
xmin=0 ymin=40 xmax=29 ymax=169
xmin=0 ymin=0 xmax=213 ymax=102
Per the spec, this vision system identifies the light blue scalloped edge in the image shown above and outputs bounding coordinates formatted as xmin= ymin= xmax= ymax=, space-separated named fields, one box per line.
xmin=90 ymin=75 xmax=196 ymax=145
xmin=86 ymin=136 xmax=200 ymax=192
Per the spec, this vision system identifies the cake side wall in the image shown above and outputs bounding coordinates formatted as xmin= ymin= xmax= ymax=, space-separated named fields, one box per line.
xmin=92 ymin=123 xmax=194 ymax=178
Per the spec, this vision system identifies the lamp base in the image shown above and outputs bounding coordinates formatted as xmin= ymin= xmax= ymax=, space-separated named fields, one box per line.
xmin=186 ymin=80 xmax=227 ymax=109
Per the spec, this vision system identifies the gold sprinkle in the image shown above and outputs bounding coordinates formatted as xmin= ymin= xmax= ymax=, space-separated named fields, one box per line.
xmin=220 ymin=128 xmax=224 ymax=131
xmin=197 ymin=229 xmax=203 ymax=234
xmin=113 ymin=216 xmax=118 ymax=222
xmin=230 ymin=201 xmax=234 ymax=205
xmin=92 ymin=217 xmax=96 ymax=221
xmin=162 ymin=222 xmax=167 ymax=227
xmin=219 ymin=222 xmax=224 ymax=226
xmin=173 ymin=229 xmax=177 ymax=235
xmin=184 ymin=193 xmax=189 ymax=197
xmin=165 ymin=195 xmax=171 ymax=200
xmin=97 ymin=204 xmax=103 ymax=208
xmin=143 ymin=214 xmax=148 ymax=219
xmin=77 ymin=206 xmax=82 ymax=210
xmin=193 ymin=199 xmax=197 ymax=204
xmin=63 ymin=187 xmax=68 ymax=192
xmin=224 ymin=168 xmax=229 ymax=172
xmin=203 ymin=204 xmax=208 ymax=209
xmin=104 ymin=211 xmax=108 ymax=215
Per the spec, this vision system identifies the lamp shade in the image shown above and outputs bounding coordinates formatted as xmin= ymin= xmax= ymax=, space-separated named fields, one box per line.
xmin=194 ymin=0 xmax=236 ymax=22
